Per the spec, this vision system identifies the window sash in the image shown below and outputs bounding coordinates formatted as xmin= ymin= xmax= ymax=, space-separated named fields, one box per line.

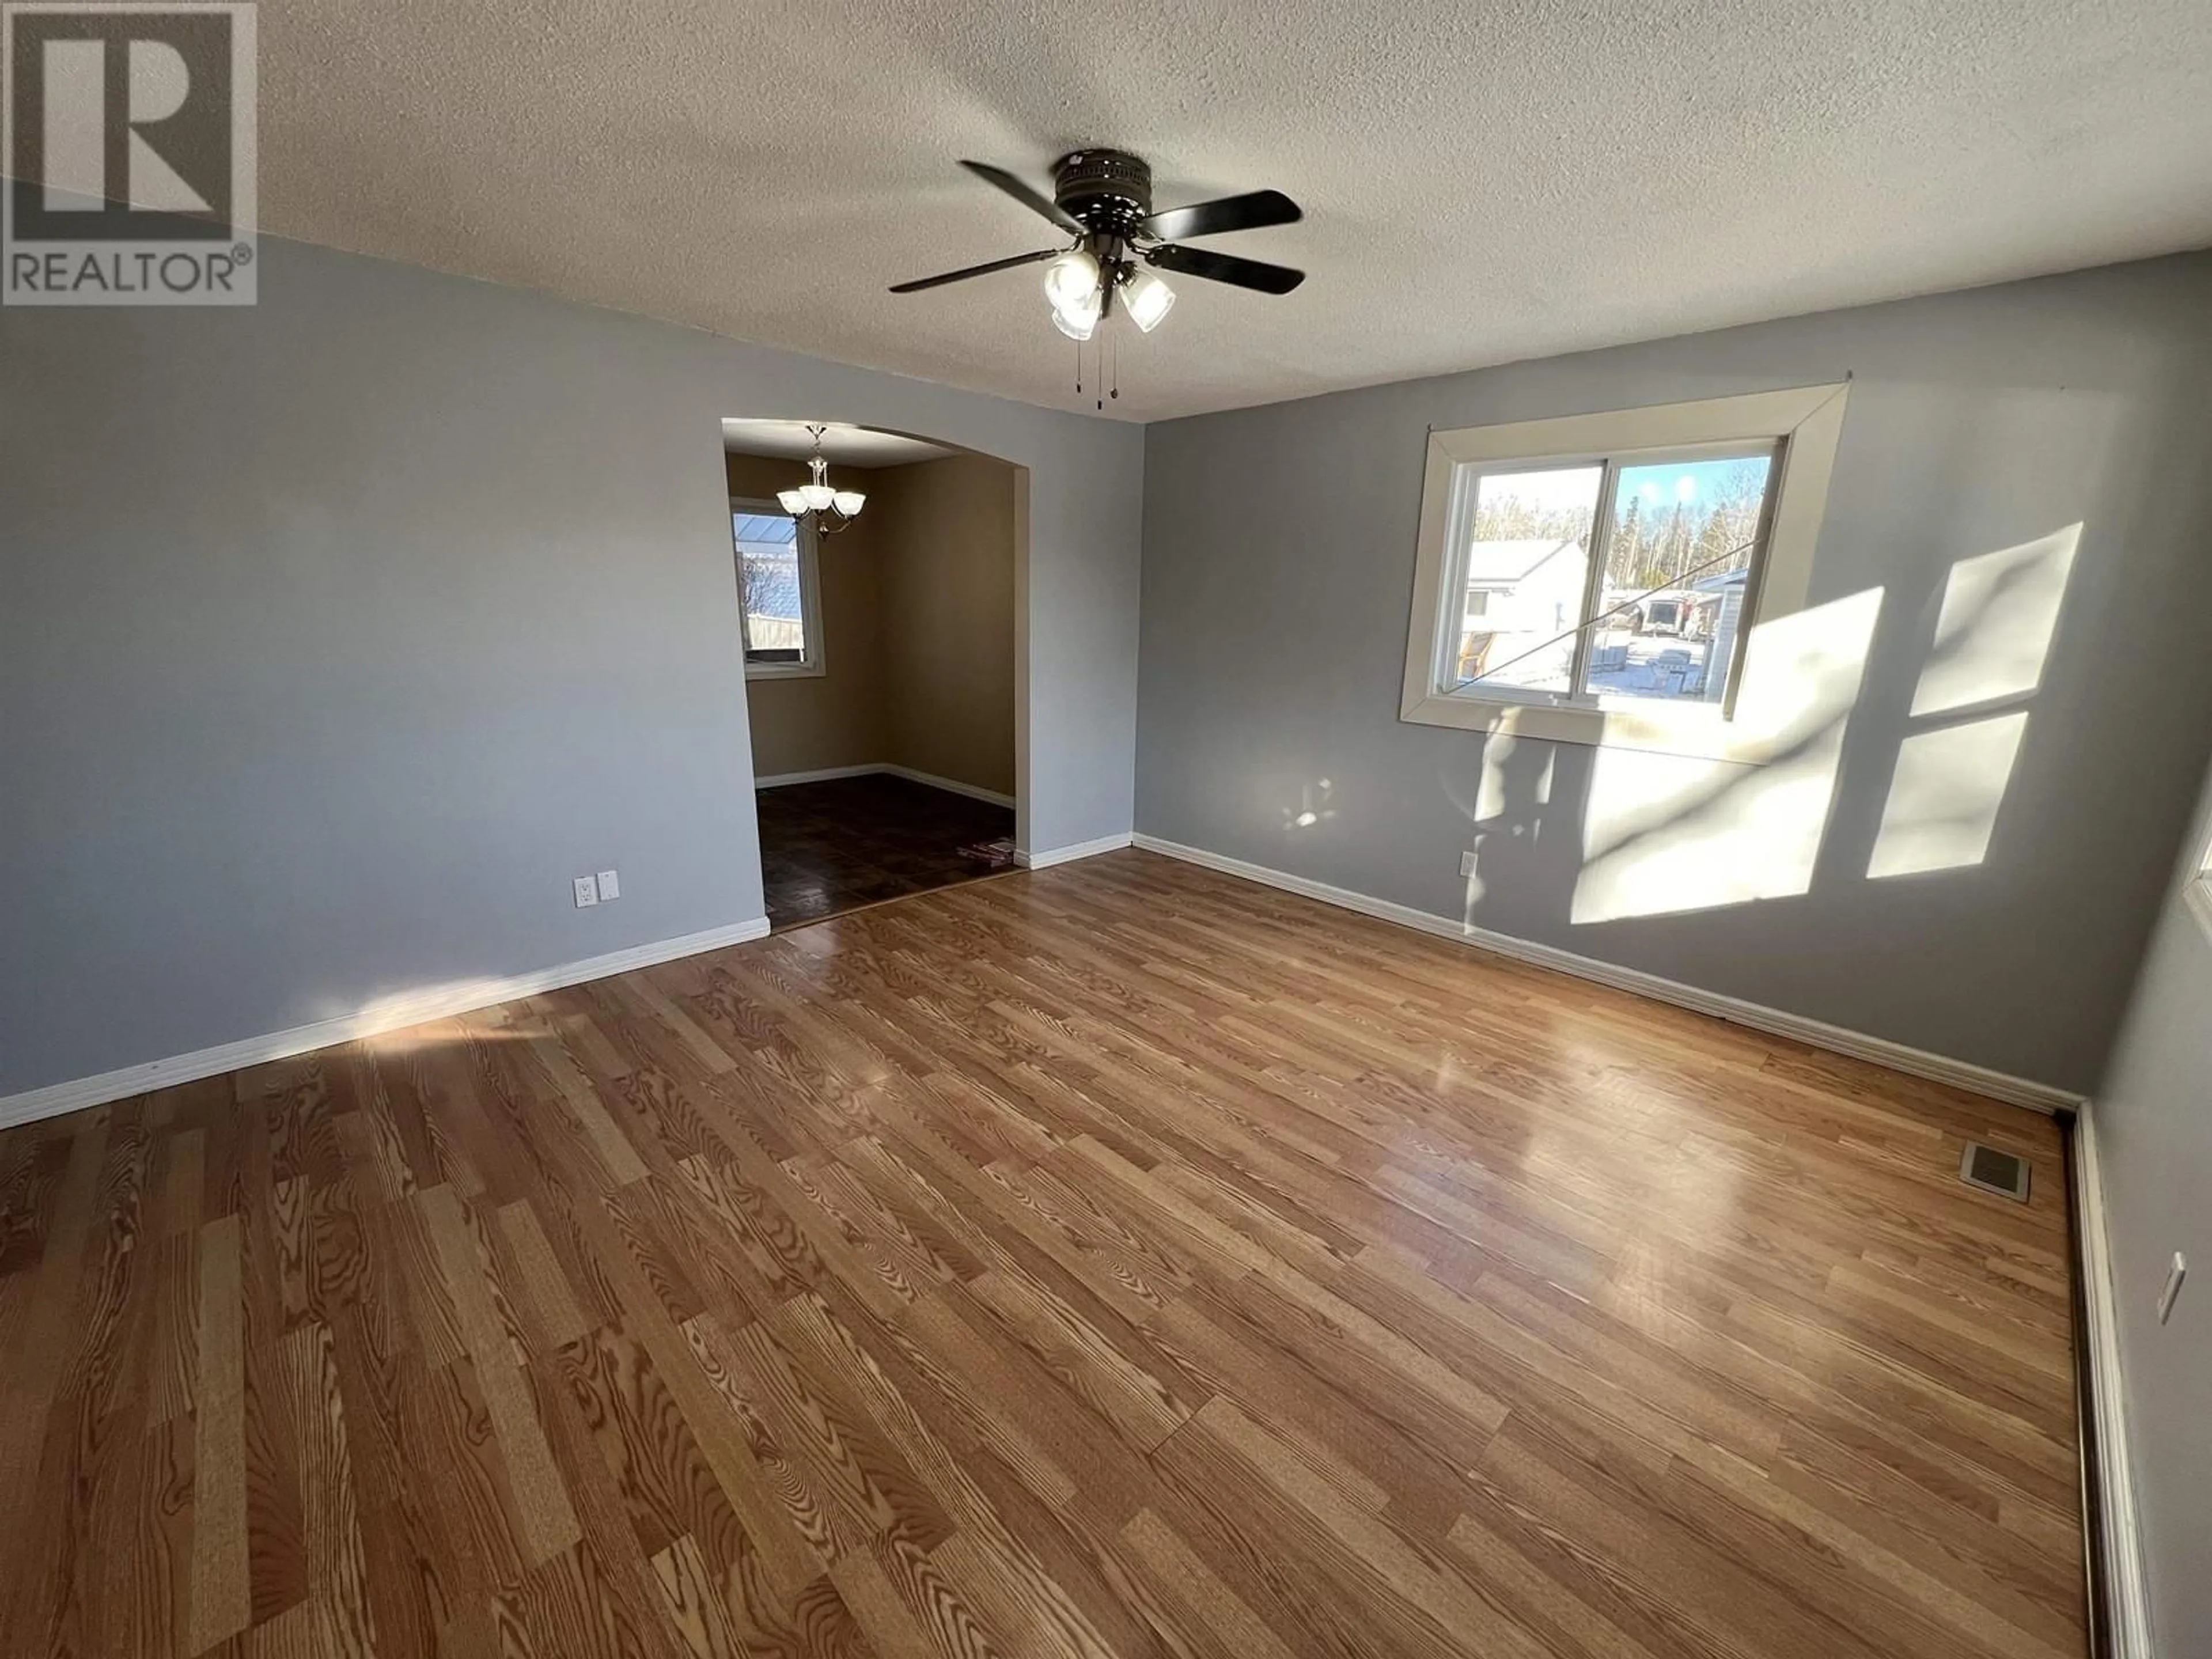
xmin=1437 ymin=459 xmax=1602 ymax=702
xmin=732 ymin=498 xmax=823 ymax=679
xmin=1435 ymin=438 xmax=1781 ymax=716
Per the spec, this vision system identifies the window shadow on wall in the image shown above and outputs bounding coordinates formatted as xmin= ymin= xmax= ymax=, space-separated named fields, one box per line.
xmin=1453 ymin=523 xmax=2081 ymax=935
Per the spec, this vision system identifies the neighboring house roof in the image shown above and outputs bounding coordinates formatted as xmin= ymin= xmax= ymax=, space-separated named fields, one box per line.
xmin=1464 ymin=538 xmax=1582 ymax=585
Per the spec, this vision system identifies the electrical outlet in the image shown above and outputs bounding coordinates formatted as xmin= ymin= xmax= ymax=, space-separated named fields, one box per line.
xmin=2159 ymin=1253 xmax=2187 ymax=1324
xmin=573 ymin=875 xmax=599 ymax=908
xmin=1459 ymin=850 xmax=1478 ymax=878
xmin=596 ymin=869 xmax=620 ymax=902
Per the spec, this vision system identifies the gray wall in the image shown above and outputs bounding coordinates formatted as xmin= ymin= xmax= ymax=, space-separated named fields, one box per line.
xmin=1137 ymin=252 xmax=2212 ymax=1092
xmin=0 ymin=236 xmax=1142 ymax=1099
xmin=2093 ymin=756 xmax=2212 ymax=1653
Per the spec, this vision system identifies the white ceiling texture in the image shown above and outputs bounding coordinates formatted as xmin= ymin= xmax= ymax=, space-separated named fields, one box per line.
xmin=259 ymin=0 xmax=2212 ymax=421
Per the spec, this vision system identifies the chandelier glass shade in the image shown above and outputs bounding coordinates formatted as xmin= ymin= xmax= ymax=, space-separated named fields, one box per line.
xmin=777 ymin=425 xmax=866 ymax=534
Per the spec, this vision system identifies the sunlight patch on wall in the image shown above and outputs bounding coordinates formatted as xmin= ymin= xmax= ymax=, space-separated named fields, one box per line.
xmin=1571 ymin=588 xmax=1883 ymax=924
xmin=1911 ymin=525 xmax=2078 ymax=717
xmin=1282 ymin=777 xmax=1338 ymax=832
xmin=1868 ymin=712 xmax=2029 ymax=879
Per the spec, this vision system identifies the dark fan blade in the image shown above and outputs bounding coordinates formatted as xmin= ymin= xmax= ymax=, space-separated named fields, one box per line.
xmin=1148 ymin=243 xmax=1305 ymax=295
xmin=889 ymin=248 xmax=1060 ymax=294
xmin=1144 ymin=189 xmax=1302 ymax=242
xmin=958 ymin=160 xmax=1085 ymax=236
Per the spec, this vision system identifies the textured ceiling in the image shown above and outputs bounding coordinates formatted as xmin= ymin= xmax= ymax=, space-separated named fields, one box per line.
xmin=247 ymin=0 xmax=2212 ymax=420
xmin=719 ymin=420 xmax=953 ymax=467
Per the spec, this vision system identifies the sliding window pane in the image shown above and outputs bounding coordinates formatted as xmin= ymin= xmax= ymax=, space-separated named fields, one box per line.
xmin=1448 ymin=464 xmax=1602 ymax=698
xmin=1582 ymin=452 xmax=1773 ymax=704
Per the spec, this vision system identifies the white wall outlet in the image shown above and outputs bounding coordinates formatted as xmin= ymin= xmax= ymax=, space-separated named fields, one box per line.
xmin=2158 ymin=1252 xmax=2187 ymax=1324
xmin=573 ymin=875 xmax=599 ymax=908
xmin=1459 ymin=850 xmax=1478 ymax=878
xmin=596 ymin=869 xmax=620 ymax=902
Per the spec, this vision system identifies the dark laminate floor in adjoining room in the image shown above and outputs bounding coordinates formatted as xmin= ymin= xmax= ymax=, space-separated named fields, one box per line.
xmin=0 ymin=850 xmax=2086 ymax=1659
xmin=757 ymin=772 xmax=1015 ymax=931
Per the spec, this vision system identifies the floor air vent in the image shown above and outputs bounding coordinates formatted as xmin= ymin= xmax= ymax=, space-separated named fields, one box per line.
xmin=1959 ymin=1141 xmax=2031 ymax=1202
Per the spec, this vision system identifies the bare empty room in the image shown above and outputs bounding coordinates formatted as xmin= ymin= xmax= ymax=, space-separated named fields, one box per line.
xmin=2 ymin=3 xmax=2209 ymax=1657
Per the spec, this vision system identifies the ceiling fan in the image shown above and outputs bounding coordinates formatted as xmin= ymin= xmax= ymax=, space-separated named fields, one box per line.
xmin=890 ymin=151 xmax=1305 ymax=341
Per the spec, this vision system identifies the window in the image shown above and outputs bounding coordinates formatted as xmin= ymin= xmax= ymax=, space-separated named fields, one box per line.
xmin=1400 ymin=385 xmax=1850 ymax=760
xmin=733 ymin=499 xmax=823 ymax=679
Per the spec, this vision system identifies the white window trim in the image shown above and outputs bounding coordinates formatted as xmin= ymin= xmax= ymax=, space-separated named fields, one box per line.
xmin=1399 ymin=382 xmax=1850 ymax=762
xmin=733 ymin=496 xmax=825 ymax=681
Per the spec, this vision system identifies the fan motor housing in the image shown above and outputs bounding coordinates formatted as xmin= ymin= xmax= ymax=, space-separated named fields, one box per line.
xmin=1052 ymin=150 xmax=1153 ymax=238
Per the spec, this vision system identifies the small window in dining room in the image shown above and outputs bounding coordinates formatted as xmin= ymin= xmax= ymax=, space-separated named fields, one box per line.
xmin=732 ymin=503 xmax=823 ymax=678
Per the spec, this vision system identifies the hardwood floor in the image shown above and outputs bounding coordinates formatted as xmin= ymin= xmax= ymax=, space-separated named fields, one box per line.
xmin=756 ymin=774 xmax=1015 ymax=931
xmin=0 ymin=850 xmax=2086 ymax=1659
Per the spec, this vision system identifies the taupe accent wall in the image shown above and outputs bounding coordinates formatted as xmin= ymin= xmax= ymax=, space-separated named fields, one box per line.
xmin=873 ymin=454 xmax=1020 ymax=798
xmin=724 ymin=452 xmax=887 ymax=777
xmin=728 ymin=449 xmax=1019 ymax=799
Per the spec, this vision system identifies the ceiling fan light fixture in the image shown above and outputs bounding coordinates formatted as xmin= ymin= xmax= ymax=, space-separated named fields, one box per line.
xmin=1123 ymin=267 xmax=1176 ymax=333
xmin=889 ymin=155 xmax=1304 ymax=396
xmin=1041 ymin=248 xmax=1102 ymax=317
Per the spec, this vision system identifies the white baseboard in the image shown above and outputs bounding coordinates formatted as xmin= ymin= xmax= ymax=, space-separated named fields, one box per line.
xmin=755 ymin=762 xmax=1016 ymax=810
xmin=878 ymin=765 xmax=1017 ymax=810
xmin=1018 ymin=832 xmax=1134 ymax=870
xmin=1130 ymin=834 xmax=2082 ymax=1114
xmin=0 ymin=916 xmax=771 ymax=1132
xmin=2071 ymin=1100 xmax=2156 ymax=1659
xmin=754 ymin=764 xmax=881 ymax=789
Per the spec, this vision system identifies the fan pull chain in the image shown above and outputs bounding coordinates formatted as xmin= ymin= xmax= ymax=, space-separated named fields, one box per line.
xmin=1073 ymin=329 xmax=1123 ymax=411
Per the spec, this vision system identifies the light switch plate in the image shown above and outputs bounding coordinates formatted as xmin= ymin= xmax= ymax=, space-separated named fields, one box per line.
xmin=573 ymin=876 xmax=599 ymax=908
xmin=596 ymin=869 xmax=620 ymax=902
xmin=1459 ymin=850 xmax=1478 ymax=877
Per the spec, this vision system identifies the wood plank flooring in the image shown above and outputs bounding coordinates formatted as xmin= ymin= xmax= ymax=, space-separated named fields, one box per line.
xmin=0 ymin=850 xmax=2086 ymax=1658
xmin=756 ymin=774 xmax=1015 ymax=931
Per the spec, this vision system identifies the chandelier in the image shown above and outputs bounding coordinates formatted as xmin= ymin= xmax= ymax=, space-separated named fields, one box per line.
xmin=776 ymin=424 xmax=866 ymax=536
